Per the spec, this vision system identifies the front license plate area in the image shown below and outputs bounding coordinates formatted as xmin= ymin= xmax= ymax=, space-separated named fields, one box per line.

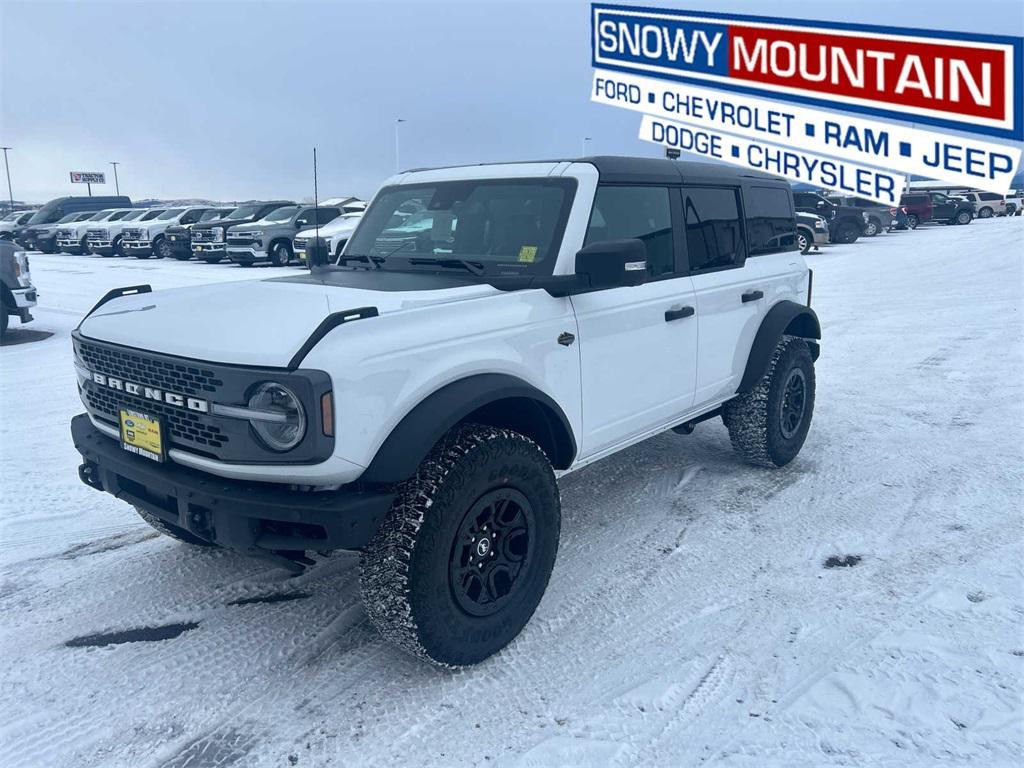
xmin=120 ymin=408 xmax=164 ymax=462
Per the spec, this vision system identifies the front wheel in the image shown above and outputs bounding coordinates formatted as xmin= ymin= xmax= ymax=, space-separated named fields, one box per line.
xmin=723 ymin=337 xmax=816 ymax=468
xmin=835 ymin=222 xmax=860 ymax=244
xmin=154 ymin=236 xmax=173 ymax=259
xmin=864 ymin=217 xmax=880 ymax=237
xmin=360 ymin=424 xmax=560 ymax=666
xmin=269 ymin=241 xmax=292 ymax=267
xmin=112 ymin=236 xmax=126 ymax=257
xmin=955 ymin=210 xmax=972 ymax=225
xmin=907 ymin=214 xmax=919 ymax=229
xmin=0 ymin=301 xmax=9 ymax=342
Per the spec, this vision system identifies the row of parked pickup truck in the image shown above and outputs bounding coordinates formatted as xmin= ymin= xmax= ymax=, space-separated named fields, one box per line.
xmin=0 ymin=196 xmax=367 ymax=267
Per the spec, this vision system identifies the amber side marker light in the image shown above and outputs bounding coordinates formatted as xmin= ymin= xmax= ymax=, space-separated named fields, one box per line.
xmin=321 ymin=392 xmax=334 ymax=437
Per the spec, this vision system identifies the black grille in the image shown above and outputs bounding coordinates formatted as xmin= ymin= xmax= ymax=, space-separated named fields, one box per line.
xmin=192 ymin=229 xmax=217 ymax=242
xmin=77 ymin=341 xmax=223 ymax=397
xmin=85 ymin=386 xmax=228 ymax=450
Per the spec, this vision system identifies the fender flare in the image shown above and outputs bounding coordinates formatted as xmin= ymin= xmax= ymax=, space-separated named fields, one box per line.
xmin=737 ymin=301 xmax=821 ymax=393
xmin=360 ymin=373 xmax=577 ymax=484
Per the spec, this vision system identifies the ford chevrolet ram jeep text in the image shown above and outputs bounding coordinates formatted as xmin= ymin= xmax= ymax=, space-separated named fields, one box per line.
xmin=71 ymin=157 xmax=820 ymax=666
xmin=190 ymin=201 xmax=294 ymax=263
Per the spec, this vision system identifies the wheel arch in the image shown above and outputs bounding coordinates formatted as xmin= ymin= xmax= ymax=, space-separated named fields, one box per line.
xmin=360 ymin=373 xmax=577 ymax=484
xmin=737 ymin=300 xmax=821 ymax=393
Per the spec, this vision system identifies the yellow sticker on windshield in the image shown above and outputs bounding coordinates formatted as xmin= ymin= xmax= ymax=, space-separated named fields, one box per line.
xmin=518 ymin=246 xmax=538 ymax=263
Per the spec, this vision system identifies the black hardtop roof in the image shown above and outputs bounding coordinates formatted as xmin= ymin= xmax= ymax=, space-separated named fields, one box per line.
xmin=404 ymin=156 xmax=786 ymax=186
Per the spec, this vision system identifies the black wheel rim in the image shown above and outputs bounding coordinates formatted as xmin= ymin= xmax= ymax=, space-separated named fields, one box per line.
xmin=449 ymin=488 xmax=535 ymax=617
xmin=779 ymin=368 xmax=807 ymax=439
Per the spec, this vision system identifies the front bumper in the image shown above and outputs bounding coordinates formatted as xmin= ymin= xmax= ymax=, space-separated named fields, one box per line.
xmin=193 ymin=243 xmax=226 ymax=259
xmin=56 ymin=238 xmax=86 ymax=253
xmin=812 ymin=230 xmax=829 ymax=245
xmin=227 ymin=246 xmax=267 ymax=264
xmin=123 ymin=241 xmax=153 ymax=255
xmin=89 ymin=240 xmax=116 ymax=255
xmin=72 ymin=414 xmax=394 ymax=557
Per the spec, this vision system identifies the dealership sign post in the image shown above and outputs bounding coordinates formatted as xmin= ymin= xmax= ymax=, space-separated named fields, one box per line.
xmin=590 ymin=4 xmax=1023 ymax=203
xmin=70 ymin=171 xmax=106 ymax=196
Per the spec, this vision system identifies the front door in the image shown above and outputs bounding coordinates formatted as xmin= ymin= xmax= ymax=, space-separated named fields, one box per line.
xmin=572 ymin=185 xmax=698 ymax=458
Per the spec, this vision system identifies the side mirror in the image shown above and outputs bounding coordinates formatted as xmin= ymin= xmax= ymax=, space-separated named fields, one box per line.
xmin=306 ymin=236 xmax=330 ymax=269
xmin=575 ymin=239 xmax=647 ymax=290
xmin=816 ymin=200 xmax=827 ymax=209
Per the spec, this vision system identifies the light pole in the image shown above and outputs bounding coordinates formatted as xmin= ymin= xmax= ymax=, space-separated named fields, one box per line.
xmin=109 ymin=161 xmax=120 ymax=195
xmin=395 ymin=118 xmax=406 ymax=173
xmin=582 ymin=137 xmax=592 ymax=156
xmin=0 ymin=147 xmax=13 ymax=213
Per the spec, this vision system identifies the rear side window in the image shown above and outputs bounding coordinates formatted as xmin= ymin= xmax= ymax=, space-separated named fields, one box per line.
xmin=745 ymin=186 xmax=795 ymax=256
xmin=683 ymin=187 xmax=744 ymax=272
xmin=585 ymin=186 xmax=674 ymax=277
xmin=979 ymin=193 xmax=1001 ymax=201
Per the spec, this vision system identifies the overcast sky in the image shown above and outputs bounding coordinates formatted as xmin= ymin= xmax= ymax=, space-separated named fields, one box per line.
xmin=2 ymin=0 xmax=1022 ymax=204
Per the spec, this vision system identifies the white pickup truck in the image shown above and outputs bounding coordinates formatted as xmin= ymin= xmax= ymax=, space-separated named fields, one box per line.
xmin=71 ymin=157 xmax=819 ymax=666
xmin=121 ymin=207 xmax=222 ymax=259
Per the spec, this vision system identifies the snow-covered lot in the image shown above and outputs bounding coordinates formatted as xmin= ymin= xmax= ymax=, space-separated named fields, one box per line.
xmin=1 ymin=222 xmax=1022 ymax=768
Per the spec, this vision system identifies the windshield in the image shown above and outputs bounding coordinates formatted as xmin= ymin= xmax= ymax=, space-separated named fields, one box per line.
xmin=116 ymin=210 xmax=145 ymax=221
xmin=27 ymin=207 xmax=62 ymax=225
xmin=225 ymin=205 xmax=262 ymax=220
xmin=140 ymin=209 xmax=164 ymax=221
xmin=157 ymin=208 xmax=186 ymax=220
xmin=344 ymin=179 xmax=576 ymax=276
xmin=261 ymin=205 xmax=300 ymax=223
xmin=55 ymin=213 xmax=83 ymax=224
xmin=89 ymin=210 xmax=115 ymax=221
xmin=201 ymin=208 xmax=232 ymax=221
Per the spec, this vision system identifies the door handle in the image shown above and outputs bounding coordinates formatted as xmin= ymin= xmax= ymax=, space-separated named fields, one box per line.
xmin=665 ymin=306 xmax=695 ymax=322
xmin=741 ymin=290 xmax=764 ymax=303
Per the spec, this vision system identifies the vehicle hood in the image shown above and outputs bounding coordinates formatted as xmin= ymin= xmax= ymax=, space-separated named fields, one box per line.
xmin=231 ymin=219 xmax=282 ymax=233
xmin=192 ymin=217 xmax=255 ymax=230
xmin=77 ymin=274 xmax=499 ymax=367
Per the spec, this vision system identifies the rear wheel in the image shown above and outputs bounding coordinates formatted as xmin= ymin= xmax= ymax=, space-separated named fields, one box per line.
xmin=796 ymin=228 xmax=812 ymax=254
xmin=723 ymin=337 xmax=815 ymax=468
xmin=360 ymin=424 xmax=560 ymax=666
xmin=133 ymin=507 xmax=217 ymax=547
xmin=978 ymin=206 xmax=993 ymax=218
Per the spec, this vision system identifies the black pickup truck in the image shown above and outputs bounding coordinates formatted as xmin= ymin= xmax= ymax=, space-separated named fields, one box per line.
xmin=189 ymin=201 xmax=294 ymax=263
xmin=163 ymin=207 xmax=235 ymax=260
xmin=793 ymin=191 xmax=867 ymax=244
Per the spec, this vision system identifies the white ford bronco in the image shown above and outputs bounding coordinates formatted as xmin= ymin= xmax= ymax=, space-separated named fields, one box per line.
xmin=71 ymin=157 xmax=820 ymax=666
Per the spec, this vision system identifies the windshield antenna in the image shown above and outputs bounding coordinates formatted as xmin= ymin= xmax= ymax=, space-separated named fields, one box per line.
xmin=313 ymin=147 xmax=320 ymax=245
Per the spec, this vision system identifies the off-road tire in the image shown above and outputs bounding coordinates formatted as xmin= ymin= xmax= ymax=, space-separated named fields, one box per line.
xmin=723 ymin=337 xmax=815 ymax=468
xmin=360 ymin=423 xmax=560 ymax=667
xmin=133 ymin=506 xmax=216 ymax=547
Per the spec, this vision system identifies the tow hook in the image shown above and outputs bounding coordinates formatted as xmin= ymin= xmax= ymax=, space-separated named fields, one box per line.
xmin=78 ymin=462 xmax=103 ymax=491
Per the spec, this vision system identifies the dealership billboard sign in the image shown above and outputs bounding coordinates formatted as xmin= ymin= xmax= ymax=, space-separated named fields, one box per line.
xmin=70 ymin=172 xmax=106 ymax=185
xmin=590 ymin=4 xmax=1023 ymax=203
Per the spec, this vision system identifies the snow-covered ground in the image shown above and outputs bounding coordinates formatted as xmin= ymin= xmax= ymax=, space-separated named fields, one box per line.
xmin=1 ymin=223 xmax=1022 ymax=768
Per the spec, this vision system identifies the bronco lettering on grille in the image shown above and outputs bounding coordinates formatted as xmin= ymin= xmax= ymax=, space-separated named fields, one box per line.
xmin=91 ymin=372 xmax=209 ymax=413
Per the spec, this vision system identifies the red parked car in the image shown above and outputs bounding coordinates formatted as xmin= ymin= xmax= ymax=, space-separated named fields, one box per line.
xmin=899 ymin=192 xmax=975 ymax=228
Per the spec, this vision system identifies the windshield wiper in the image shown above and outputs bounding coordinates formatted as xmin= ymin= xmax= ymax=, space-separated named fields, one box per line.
xmin=408 ymin=257 xmax=486 ymax=276
xmin=335 ymin=253 xmax=385 ymax=270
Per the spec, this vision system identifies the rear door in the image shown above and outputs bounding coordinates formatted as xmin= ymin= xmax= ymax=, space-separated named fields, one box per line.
xmin=571 ymin=184 xmax=698 ymax=458
xmin=684 ymin=185 xmax=767 ymax=407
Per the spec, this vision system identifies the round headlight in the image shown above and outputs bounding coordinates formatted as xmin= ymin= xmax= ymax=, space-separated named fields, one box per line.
xmin=248 ymin=382 xmax=306 ymax=451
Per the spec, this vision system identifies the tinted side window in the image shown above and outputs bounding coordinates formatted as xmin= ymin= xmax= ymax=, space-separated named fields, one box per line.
xmin=317 ymin=207 xmax=341 ymax=225
xmin=180 ymin=210 xmax=202 ymax=225
xmin=683 ymin=187 xmax=744 ymax=272
xmin=979 ymin=193 xmax=1001 ymax=201
xmin=746 ymin=186 xmax=795 ymax=256
xmin=585 ymin=186 xmax=674 ymax=277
